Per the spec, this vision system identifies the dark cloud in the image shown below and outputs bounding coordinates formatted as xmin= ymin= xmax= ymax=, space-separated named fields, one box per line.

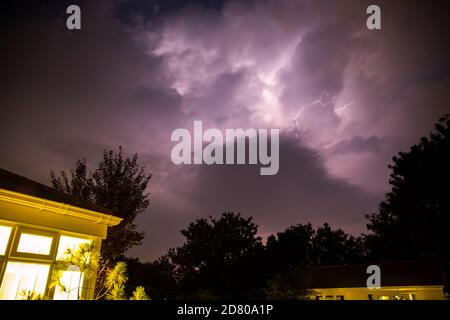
xmin=0 ymin=0 xmax=85 ymax=25
xmin=113 ymin=0 xmax=229 ymax=25
xmin=128 ymin=135 xmax=381 ymax=261
xmin=330 ymin=136 xmax=382 ymax=155
xmin=188 ymin=135 xmax=380 ymax=229
xmin=282 ymin=22 xmax=355 ymax=106
xmin=130 ymin=86 xmax=183 ymax=118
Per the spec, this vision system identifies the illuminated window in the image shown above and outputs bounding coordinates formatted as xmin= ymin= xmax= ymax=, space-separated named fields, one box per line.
xmin=53 ymin=268 xmax=84 ymax=300
xmin=336 ymin=295 xmax=344 ymax=300
xmin=57 ymin=236 xmax=92 ymax=260
xmin=379 ymin=295 xmax=390 ymax=300
xmin=0 ymin=262 xmax=50 ymax=300
xmin=0 ymin=225 xmax=12 ymax=255
xmin=17 ymin=233 xmax=53 ymax=255
xmin=393 ymin=294 xmax=416 ymax=300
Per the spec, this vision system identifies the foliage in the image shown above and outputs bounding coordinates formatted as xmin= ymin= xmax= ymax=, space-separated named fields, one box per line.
xmin=263 ymin=264 xmax=312 ymax=300
xmin=365 ymin=114 xmax=450 ymax=261
xmin=20 ymin=290 xmax=45 ymax=300
xmin=51 ymin=243 xmax=149 ymax=300
xmin=167 ymin=212 xmax=264 ymax=298
xmin=50 ymin=242 xmax=99 ymax=299
xmin=126 ymin=255 xmax=178 ymax=300
xmin=265 ymin=223 xmax=314 ymax=274
xmin=130 ymin=286 xmax=150 ymax=300
xmin=311 ymin=223 xmax=365 ymax=265
xmin=136 ymin=213 xmax=365 ymax=299
xmin=266 ymin=222 xmax=365 ymax=274
xmin=50 ymin=147 xmax=152 ymax=259
xmin=103 ymin=262 xmax=128 ymax=300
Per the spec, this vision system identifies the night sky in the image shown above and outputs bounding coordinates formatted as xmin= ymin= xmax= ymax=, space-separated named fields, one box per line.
xmin=1 ymin=0 xmax=450 ymax=261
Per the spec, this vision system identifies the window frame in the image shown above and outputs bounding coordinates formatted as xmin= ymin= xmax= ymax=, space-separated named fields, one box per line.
xmin=52 ymin=267 xmax=85 ymax=300
xmin=56 ymin=234 xmax=93 ymax=261
xmin=9 ymin=227 xmax=58 ymax=261
xmin=0 ymin=223 xmax=99 ymax=300
xmin=0 ymin=259 xmax=53 ymax=300
xmin=0 ymin=222 xmax=15 ymax=257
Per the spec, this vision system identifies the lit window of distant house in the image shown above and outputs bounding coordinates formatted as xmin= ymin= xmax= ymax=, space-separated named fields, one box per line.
xmin=0 ymin=225 xmax=12 ymax=255
xmin=0 ymin=262 xmax=50 ymax=299
xmin=393 ymin=294 xmax=416 ymax=300
xmin=336 ymin=295 xmax=344 ymax=300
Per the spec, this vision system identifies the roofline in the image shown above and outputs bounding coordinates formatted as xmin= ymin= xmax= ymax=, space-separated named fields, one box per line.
xmin=0 ymin=188 xmax=122 ymax=227
xmin=309 ymin=285 xmax=444 ymax=290
xmin=310 ymin=259 xmax=443 ymax=270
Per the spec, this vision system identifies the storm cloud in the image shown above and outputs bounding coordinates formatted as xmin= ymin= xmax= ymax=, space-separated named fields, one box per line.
xmin=1 ymin=0 xmax=449 ymax=260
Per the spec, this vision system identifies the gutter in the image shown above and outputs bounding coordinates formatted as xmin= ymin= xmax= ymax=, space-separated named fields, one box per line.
xmin=0 ymin=188 xmax=122 ymax=227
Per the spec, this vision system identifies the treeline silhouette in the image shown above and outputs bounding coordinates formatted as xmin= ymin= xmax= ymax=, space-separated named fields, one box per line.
xmin=122 ymin=115 xmax=450 ymax=299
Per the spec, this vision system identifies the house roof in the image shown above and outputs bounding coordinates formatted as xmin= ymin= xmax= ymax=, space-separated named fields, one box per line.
xmin=0 ymin=168 xmax=111 ymax=215
xmin=308 ymin=259 xmax=445 ymax=288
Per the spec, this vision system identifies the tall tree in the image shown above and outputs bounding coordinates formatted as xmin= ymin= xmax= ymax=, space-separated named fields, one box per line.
xmin=169 ymin=212 xmax=264 ymax=298
xmin=265 ymin=223 xmax=314 ymax=274
xmin=51 ymin=147 xmax=151 ymax=259
xmin=311 ymin=223 xmax=364 ymax=265
xmin=366 ymin=115 xmax=450 ymax=261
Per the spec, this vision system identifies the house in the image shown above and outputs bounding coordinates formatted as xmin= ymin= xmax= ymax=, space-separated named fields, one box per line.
xmin=0 ymin=168 xmax=122 ymax=300
xmin=308 ymin=260 xmax=448 ymax=300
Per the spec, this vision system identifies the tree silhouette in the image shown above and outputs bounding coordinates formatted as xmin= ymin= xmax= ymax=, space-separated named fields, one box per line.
xmin=263 ymin=263 xmax=312 ymax=300
xmin=168 ymin=212 xmax=264 ymax=298
xmin=311 ymin=223 xmax=365 ymax=265
xmin=265 ymin=223 xmax=314 ymax=275
xmin=366 ymin=115 xmax=450 ymax=261
xmin=50 ymin=147 xmax=151 ymax=259
xmin=266 ymin=222 xmax=365 ymax=273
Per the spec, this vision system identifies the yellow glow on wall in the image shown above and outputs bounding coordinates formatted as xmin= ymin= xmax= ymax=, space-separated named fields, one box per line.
xmin=0 ymin=225 xmax=12 ymax=255
xmin=17 ymin=233 xmax=53 ymax=255
xmin=57 ymin=236 xmax=91 ymax=260
xmin=1 ymin=187 xmax=122 ymax=300
xmin=53 ymin=269 xmax=84 ymax=300
xmin=311 ymin=286 xmax=445 ymax=300
xmin=0 ymin=262 xmax=50 ymax=299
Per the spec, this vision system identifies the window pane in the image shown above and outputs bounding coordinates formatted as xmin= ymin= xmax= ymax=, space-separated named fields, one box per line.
xmin=17 ymin=233 xmax=53 ymax=255
xmin=57 ymin=236 xmax=91 ymax=260
xmin=0 ymin=225 xmax=12 ymax=255
xmin=0 ymin=262 xmax=50 ymax=300
xmin=53 ymin=269 xmax=84 ymax=300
